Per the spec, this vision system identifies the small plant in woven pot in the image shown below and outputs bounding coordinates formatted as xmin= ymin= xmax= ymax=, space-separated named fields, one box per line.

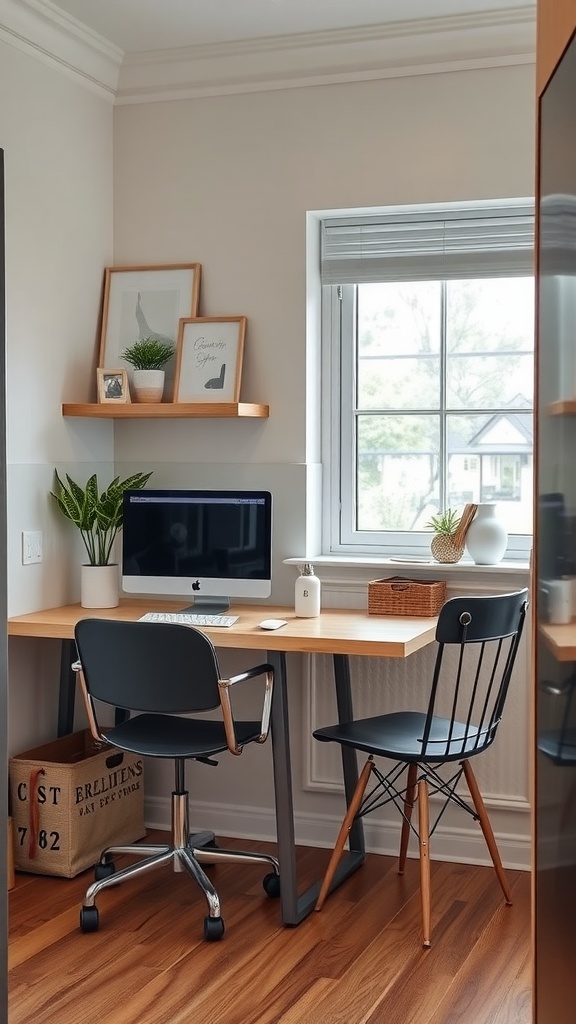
xmin=426 ymin=508 xmax=464 ymax=563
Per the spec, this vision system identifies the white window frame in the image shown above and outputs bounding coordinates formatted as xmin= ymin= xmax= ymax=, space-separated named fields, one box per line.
xmin=320 ymin=200 xmax=535 ymax=562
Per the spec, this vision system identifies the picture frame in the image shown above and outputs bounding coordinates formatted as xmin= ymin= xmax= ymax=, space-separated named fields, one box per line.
xmin=98 ymin=264 xmax=201 ymax=401
xmin=174 ymin=316 xmax=246 ymax=403
xmin=97 ymin=368 xmax=131 ymax=404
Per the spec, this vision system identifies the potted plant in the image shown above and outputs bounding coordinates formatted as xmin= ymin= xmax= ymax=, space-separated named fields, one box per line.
xmin=121 ymin=337 xmax=175 ymax=403
xmin=426 ymin=507 xmax=464 ymax=564
xmin=51 ymin=469 xmax=153 ymax=607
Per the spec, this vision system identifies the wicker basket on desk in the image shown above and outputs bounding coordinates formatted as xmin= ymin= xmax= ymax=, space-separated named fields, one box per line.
xmin=368 ymin=577 xmax=446 ymax=617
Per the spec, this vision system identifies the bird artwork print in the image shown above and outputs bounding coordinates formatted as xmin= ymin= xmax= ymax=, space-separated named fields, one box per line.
xmin=135 ymin=292 xmax=173 ymax=345
xmin=205 ymin=364 xmax=226 ymax=389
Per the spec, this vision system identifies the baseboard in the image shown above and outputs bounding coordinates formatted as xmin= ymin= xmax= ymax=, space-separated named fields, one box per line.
xmin=145 ymin=796 xmax=531 ymax=871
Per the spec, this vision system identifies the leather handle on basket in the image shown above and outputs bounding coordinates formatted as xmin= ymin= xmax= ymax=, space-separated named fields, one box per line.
xmin=28 ymin=767 xmax=46 ymax=859
xmin=391 ymin=583 xmax=410 ymax=592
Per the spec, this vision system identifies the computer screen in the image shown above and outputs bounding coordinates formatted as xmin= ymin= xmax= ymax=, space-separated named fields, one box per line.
xmin=121 ymin=488 xmax=272 ymax=612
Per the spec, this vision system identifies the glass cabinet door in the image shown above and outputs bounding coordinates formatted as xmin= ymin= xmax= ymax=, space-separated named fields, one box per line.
xmin=536 ymin=29 xmax=576 ymax=1024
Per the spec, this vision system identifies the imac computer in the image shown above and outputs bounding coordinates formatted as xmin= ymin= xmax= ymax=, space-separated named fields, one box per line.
xmin=122 ymin=488 xmax=272 ymax=614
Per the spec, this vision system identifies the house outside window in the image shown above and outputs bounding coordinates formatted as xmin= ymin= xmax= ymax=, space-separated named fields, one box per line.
xmin=320 ymin=200 xmax=535 ymax=560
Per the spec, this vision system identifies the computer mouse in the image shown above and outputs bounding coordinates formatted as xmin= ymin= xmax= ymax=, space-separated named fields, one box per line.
xmin=258 ymin=618 xmax=288 ymax=630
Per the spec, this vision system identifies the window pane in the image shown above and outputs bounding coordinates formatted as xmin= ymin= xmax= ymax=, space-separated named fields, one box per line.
xmin=445 ymin=279 xmax=534 ymax=409
xmin=357 ymin=282 xmax=441 ymax=410
xmin=357 ymin=415 xmax=439 ymax=530
xmin=447 ymin=413 xmax=533 ymax=533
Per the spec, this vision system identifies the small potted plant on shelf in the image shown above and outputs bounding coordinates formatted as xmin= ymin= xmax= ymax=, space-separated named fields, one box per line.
xmin=51 ymin=469 xmax=153 ymax=608
xmin=426 ymin=507 xmax=464 ymax=564
xmin=121 ymin=337 xmax=175 ymax=403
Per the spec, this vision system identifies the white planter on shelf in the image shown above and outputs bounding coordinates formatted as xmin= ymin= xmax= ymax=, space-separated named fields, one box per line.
xmin=132 ymin=369 xmax=165 ymax=403
xmin=465 ymin=504 xmax=508 ymax=565
xmin=80 ymin=564 xmax=119 ymax=609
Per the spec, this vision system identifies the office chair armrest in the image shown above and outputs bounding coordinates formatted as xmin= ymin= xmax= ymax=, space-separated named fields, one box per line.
xmin=218 ymin=663 xmax=274 ymax=754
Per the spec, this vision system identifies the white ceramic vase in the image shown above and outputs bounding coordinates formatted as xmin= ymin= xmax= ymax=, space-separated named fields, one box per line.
xmin=132 ymin=368 xmax=165 ymax=403
xmin=465 ymin=504 xmax=508 ymax=565
xmin=80 ymin=564 xmax=119 ymax=609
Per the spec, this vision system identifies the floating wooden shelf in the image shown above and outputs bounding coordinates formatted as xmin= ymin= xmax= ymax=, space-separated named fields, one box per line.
xmin=62 ymin=402 xmax=269 ymax=419
xmin=546 ymin=399 xmax=576 ymax=415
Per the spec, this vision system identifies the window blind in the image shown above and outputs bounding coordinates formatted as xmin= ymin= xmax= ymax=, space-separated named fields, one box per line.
xmin=320 ymin=200 xmax=535 ymax=284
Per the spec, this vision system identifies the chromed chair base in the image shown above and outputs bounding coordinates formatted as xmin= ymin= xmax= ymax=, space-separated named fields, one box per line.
xmin=82 ymin=790 xmax=279 ymax=923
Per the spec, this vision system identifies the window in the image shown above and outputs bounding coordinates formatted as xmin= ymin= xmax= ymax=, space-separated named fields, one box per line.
xmin=321 ymin=200 xmax=534 ymax=559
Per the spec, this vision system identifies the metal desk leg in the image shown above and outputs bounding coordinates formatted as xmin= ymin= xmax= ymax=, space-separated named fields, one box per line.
xmin=57 ymin=640 xmax=77 ymax=737
xmin=268 ymin=649 xmax=365 ymax=926
xmin=268 ymin=650 xmax=300 ymax=925
xmin=57 ymin=639 xmax=128 ymax=736
xmin=333 ymin=653 xmax=365 ymax=857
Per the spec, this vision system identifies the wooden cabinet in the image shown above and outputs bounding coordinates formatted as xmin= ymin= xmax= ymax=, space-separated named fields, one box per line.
xmin=537 ymin=0 xmax=576 ymax=93
xmin=535 ymin=4 xmax=576 ymax=1021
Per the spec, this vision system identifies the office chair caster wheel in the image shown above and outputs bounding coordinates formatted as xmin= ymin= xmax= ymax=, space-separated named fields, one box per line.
xmin=262 ymin=872 xmax=281 ymax=898
xmin=94 ymin=860 xmax=115 ymax=881
xmin=204 ymin=916 xmax=225 ymax=941
xmin=80 ymin=905 xmax=99 ymax=933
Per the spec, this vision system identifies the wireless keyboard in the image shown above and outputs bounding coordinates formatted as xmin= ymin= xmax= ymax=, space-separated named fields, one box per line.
xmin=138 ymin=611 xmax=239 ymax=628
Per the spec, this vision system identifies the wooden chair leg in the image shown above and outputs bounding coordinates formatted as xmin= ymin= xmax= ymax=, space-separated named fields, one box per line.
xmin=315 ymin=756 xmax=374 ymax=912
xmin=399 ymin=762 xmax=418 ymax=875
xmin=462 ymin=759 xmax=512 ymax=905
xmin=417 ymin=778 xmax=431 ymax=948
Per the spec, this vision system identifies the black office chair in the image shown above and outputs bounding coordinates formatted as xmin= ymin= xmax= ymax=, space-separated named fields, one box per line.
xmin=313 ymin=589 xmax=528 ymax=947
xmin=73 ymin=618 xmax=280 ymax=941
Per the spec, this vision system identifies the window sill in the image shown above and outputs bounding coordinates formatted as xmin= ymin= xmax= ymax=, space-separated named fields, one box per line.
xmin=283 ymin=557 xmax=530 ymax=601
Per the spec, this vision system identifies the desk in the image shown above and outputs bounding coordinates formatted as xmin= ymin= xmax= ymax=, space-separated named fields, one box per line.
xmin=8 ymin=600 xmax=437 ymax=926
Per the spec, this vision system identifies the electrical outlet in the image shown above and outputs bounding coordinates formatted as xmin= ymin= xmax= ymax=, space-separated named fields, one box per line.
xmin=22 ymin=530 xmax=43 ymax=565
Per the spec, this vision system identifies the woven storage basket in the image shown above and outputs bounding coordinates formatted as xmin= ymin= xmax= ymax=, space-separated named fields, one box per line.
xmin=10 ymin=729 xmax=145 ymax=878
xmin=368 ymin=576 xmax=446 ymax=617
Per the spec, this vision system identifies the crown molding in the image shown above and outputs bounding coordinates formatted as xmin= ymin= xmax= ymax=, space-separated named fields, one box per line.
xmin=0 ymin=2 xmax=535 ymax=104
xmin=0 ymin=0 xmax=122 ymax=100
xmin=116 ymin=7 xmax=536 ymax=105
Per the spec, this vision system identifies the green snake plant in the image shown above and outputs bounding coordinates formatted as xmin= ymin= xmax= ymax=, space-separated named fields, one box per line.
xmin=51 ymin=470 xmax=153 ymax=566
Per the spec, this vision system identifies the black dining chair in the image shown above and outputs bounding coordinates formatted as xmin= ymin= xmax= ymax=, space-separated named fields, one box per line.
xmin=73 ymin=617 xmax=280 ymax=941
xmin=313 ymin=589 xmax=528 ymax=947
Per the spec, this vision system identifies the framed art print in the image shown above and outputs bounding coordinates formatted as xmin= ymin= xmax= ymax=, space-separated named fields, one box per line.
xmin=98 ymin=264 xmax=201 ymax=401
xmin=96 ymin=368 xmax=131 ymax=403
xmin=174 ymin=316 xmax=246 ymax=403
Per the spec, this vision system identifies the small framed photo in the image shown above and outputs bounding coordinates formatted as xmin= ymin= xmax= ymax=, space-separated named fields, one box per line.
xmin=174 ymin=316 xmax=246 ymax=403
xmin=97 ymin=368 xmax=131 ymax=403
xmin=98 ymin=264 xmax=202 ymax=401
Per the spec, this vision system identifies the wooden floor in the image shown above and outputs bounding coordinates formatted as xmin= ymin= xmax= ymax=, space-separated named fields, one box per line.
xmin=8 ymin=832 xmax=532 ymax=1024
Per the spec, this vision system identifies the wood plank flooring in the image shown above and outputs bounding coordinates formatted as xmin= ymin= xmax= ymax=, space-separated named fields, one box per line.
xmin=8 ymin=832 xmax=532 ymax=1024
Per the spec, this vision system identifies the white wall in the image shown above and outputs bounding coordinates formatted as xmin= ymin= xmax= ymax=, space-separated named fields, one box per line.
xmin=1 ymin=40 xmax=115 ymax=750
xmin=111 ymin=62 xmax=536 ymax=864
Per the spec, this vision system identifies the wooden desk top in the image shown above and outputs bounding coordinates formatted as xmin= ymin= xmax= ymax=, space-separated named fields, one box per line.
xmin=7 ymin=600 xmax=437 ymax=659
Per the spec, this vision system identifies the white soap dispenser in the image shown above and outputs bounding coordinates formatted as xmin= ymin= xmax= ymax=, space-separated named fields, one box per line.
xmin=295 ymin=562 xmax=321 ymax=617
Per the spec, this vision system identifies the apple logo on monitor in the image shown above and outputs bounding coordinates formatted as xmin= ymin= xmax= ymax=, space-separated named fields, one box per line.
xmin=192 ymin=580 xmax=201 ymax=591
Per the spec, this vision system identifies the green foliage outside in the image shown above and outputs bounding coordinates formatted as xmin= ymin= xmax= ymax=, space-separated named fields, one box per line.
xmin=355 ymin=278 xmax=533 ymax=530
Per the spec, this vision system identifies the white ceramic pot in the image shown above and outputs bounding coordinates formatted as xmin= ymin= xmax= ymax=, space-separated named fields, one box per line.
xmin=465 ymin=504 xmax=508 ymax=565
xmin=132 ymin=368 xmax=165 ymax=403
xmin=80 ymin=564 xmax=119 ymax=609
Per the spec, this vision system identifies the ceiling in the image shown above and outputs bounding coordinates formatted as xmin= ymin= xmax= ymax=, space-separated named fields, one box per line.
xmin=49 ymin=0 xmax=534 ymax=53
